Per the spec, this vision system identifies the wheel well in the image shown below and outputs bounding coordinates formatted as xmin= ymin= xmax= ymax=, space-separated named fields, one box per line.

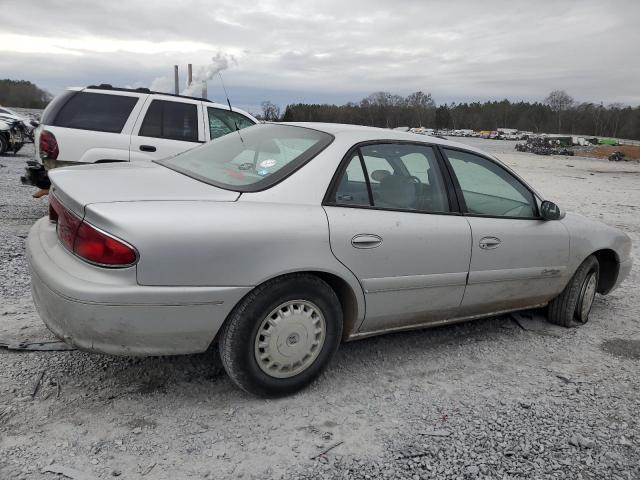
xmin=592 ymin=249 xmax=619 ymax=294
xmin=210 ymin=271 xmax=362 ymax=349
xmin=310 ymin=271 xmax=360 ymax=341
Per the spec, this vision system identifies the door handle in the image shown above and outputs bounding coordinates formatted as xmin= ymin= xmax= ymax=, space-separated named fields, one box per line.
xmin=351 ymin=234 xmax=383 ymax=249
xmin=140 ymin=145 xmax=156 ymax=152
xmin=479 ymin=236 xmax=501 ymax=249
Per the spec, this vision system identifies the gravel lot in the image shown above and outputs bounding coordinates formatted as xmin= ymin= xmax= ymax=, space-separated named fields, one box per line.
xmin=1 ymin=139 xmax=639 ymax=479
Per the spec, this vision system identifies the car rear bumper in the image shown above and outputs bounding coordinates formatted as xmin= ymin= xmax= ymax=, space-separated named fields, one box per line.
xmin=27 ymin=217 xmax=251 ymax=356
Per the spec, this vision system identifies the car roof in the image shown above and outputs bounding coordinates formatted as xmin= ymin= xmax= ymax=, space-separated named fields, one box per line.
xmin=282 ymin=122 xmax=489 ymax=155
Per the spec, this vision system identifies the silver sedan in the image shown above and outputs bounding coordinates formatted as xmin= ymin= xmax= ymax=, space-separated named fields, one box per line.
xmin=27 ymin=123 xmax=632 ymax=396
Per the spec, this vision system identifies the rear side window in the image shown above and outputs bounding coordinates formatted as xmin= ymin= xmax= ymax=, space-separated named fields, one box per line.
xmin=208 ymin=107 xmax=255 ymax=139
xmin=330 ymin=143 xmax=451 ymax=213
xmin=52 ymin=92 xmax=138 ymax=133
xmin=139 ymin=100 xmax=199 ymax=142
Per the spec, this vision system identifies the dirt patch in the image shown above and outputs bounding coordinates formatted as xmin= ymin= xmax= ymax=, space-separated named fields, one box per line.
xmin=576 ymin=145 xmax=640 ymax=161
xmin=600 ymin=339 xmax=640 ymax=360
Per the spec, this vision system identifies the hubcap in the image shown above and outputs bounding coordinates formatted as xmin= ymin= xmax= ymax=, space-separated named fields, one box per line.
xmin=578 ymin=272 xmax=597 ymax=322
xmin=254 ymin=300 xmax=326 ymax=379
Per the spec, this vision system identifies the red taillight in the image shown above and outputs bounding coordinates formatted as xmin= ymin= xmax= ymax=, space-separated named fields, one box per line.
xmin=74 ymin=222 xmax=137 ymax=266
xmin=39 ymin=130 xmax=59 ymax=160
xmin=49 ymin=194 xmax=81 ymax=251
xmin=48 ymin=194 xmax=137 ymax=267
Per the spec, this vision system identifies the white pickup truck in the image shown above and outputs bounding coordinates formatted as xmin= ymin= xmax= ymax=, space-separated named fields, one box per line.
xmin=22 ymin=84 xmax=257 ymax=189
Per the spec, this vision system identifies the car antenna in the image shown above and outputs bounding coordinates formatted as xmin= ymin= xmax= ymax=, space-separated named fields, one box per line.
xmin=218 ymin=72 xmax=243 ymax=143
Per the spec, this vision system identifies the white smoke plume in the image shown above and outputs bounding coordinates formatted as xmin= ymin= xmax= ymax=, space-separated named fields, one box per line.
xmin=148 ymin=52 xmax=236 ymax=96
xmin=182 ymin=52 xmax=236 ymax=97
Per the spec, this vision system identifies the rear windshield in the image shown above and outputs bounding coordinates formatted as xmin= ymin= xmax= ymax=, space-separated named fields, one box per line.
xmin=52 ymin=92 xmax=138 ymax=133
xmin=41 ymin=90 xmax=76 ymax=125
xmin=158 ymin=124 xmax=333 ymax=192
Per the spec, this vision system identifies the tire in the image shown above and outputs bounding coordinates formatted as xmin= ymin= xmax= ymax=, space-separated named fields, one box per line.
xmin=219 ymin=273 xmax=343 ymax=397
xmin=547 ymin=255 xmax=599 ymax=327
xmin=0 ymin=134 xmax=8 ymax=155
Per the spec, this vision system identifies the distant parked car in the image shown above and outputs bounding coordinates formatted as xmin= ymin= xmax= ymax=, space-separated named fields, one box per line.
xmin=28 ymin=123 xmax=632 ymax=397
xmin=0 ymin=107 xmax=33 ymax=155
xmin=22 ymin=84 xmax=257 ymax=188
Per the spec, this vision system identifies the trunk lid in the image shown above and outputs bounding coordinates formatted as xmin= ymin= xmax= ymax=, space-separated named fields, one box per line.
xmin=49 ymin=161 xmax=239 ymax=216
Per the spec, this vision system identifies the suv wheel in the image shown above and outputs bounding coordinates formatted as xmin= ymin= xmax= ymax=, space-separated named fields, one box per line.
xmin=219 ymin=274 xmax=342 ymax=397
xmin=0 ymin=134 xmax=8 ymax=155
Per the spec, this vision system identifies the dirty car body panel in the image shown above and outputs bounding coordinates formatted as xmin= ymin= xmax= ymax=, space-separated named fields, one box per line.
xmin=27 ymin=123 xmax=632 ymax=356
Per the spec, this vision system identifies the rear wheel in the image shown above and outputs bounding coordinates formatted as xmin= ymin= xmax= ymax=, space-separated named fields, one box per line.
xmin=547 ymin=256 xmax=599 ymax=327
xmin=219 ymin=274 xmax=342 ymax=397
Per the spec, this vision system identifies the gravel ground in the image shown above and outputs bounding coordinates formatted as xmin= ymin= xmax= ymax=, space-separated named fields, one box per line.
xmin=1 ymin=140 xmax=639 ymax=479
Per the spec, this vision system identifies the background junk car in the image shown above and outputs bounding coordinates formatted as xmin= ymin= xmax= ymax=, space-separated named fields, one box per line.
xmin=27 ymin=123 xmax=632 ymax=397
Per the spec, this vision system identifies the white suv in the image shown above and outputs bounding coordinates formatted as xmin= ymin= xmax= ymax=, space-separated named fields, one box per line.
xmin=24 ymin=85 xmax=257 ymax=188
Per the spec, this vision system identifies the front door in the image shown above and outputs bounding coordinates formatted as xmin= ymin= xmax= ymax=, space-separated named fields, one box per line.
xmin=442 ymin=148 xmax=570 ymax=315
xmin=324 ymin=142 xmax=472 ymax=333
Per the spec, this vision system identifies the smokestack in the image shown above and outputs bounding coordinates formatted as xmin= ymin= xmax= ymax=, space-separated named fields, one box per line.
xmin=201 ymin=81 xmax=208 ymax=99
xmin=173 ymin=65 xmax=179 ymax=95
xmin=188 ymin=64 xmax=193 ymax=86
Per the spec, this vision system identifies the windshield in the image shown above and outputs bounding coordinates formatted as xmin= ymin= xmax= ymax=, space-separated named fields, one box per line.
xmin=158 ymin=124 xmax=333 ymax=192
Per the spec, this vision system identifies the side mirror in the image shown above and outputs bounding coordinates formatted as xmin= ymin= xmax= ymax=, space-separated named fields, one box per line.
xmin=540 ymin=200 xmax=565 ymax=220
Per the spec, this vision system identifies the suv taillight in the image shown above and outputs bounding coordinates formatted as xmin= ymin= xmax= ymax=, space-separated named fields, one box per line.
xmin=39 ymin=130 xmax=59 ymax=160
xmin=48 ymin=194 xmax=137 ymax=267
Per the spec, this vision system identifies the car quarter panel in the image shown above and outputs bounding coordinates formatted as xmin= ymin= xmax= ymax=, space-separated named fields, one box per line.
xmin=83 ymin=201 xmax=365 ymax=323
xmin=27 ymin=218 xmax=251 ymax=355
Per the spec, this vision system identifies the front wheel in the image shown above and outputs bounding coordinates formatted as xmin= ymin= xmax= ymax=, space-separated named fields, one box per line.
xmin=547 ymin=255 xmax=599 ymax=327
xmin=219 ymin=274 xmax=343 ymax=397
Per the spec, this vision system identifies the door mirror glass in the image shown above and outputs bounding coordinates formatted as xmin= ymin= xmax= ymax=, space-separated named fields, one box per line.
xmin=540 ymin=200 xmax=563 ymax=220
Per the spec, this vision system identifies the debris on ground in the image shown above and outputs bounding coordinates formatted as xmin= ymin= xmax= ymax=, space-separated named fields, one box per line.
xmin=0 ymin=338 xmax=75 ymax=351
xmin=30 ymin=370 xmax=45 ymax=398
xmin=42 ymin=464 xmax=99 ymax=480
xmin=310 ymin=441 xmax=344 ymax=460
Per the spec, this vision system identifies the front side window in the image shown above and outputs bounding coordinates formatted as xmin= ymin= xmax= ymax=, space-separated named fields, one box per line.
xmin=208 ymin=107 xmax=255 ymax=139
xmin=52 ymin=92 xmax=138 ymax=133
xmin=139 ymin=100 xmax=199 ymax=142
xmin=444 ymin=149 xmax=536 ymax=218
xmin=331 ymin=143 xmax=450 ymax=213
xmin=159 ymin=123 xmax=333 ymax=192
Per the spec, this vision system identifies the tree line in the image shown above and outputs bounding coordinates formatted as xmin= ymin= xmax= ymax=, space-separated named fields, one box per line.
xmin=0 ymin=79 xmax=52 ymax=109
xmin=270 ymin=90 xmax=640 ymax=140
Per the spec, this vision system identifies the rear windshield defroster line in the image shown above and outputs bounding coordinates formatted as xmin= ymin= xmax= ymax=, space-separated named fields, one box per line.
xmin=156 ymin=124 xmax=334 ymax=193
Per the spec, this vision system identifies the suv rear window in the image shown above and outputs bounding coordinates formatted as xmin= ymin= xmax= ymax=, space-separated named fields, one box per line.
xmin=139 ymin=100 xmax=199 ymax=142
xmin=52 ymin=92 xmax=138 ymax=133
xmin=158 ymin=124 xmax=333 ymax=192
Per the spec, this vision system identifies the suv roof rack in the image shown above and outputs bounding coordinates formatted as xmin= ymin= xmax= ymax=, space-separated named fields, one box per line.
xmin=86 ymin=84 xmax=213 ymax=103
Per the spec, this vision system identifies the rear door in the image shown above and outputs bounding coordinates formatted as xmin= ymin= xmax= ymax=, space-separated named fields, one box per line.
xmin=44 ymin=90 xmax=143 ymax=163
xmin=324 ymin=142 xmax=472 ymax=333
xmin=442 ymin=148 xmax=570 ymax=315
xmin=130 ymin=98 xmax=204 ymax=161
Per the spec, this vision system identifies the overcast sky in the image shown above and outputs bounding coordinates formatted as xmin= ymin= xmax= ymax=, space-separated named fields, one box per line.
xmin=1 ymin=0 xmax=638 ymax=113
